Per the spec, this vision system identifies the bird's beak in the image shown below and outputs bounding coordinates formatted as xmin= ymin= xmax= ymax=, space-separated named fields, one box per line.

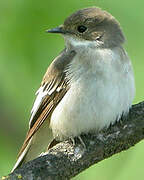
xmin=46 ymin=26 xmax=66 ymax=34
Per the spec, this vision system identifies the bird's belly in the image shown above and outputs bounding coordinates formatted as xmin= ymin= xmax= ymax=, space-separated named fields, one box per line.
xmin=50 ymin=74 xmax=134 ymax=140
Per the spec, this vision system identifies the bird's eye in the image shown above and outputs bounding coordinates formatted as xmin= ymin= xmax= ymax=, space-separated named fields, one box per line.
xmin=77 ymin=25 xmax=87 ymax=33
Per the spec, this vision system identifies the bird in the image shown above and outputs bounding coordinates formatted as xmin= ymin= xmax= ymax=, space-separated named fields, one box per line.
xmin=12 ymin=7 xmax=135 ymax=172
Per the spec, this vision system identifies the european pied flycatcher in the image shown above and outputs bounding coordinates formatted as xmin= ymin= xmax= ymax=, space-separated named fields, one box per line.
xmin=12 ymin=7 xmax=135 ymax=171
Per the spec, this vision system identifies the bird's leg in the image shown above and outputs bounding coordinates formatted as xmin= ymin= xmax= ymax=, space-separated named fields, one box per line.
xmin=78 ymin=136 xmax=86 ymax=149
xmin=70 ymin=137 xmax=76 ymax=146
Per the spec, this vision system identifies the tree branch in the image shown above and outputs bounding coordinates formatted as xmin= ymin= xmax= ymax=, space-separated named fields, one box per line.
xmin=3 ymin=102 xmax=144 ymax=180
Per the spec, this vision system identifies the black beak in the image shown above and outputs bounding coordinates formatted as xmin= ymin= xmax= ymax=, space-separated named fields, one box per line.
xmin=46 ymin=26 xmax=65 ymax=34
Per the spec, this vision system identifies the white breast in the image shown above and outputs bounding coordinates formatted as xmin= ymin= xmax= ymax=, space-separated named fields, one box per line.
xmin=50 ymin=47 xmax=135 ymax=140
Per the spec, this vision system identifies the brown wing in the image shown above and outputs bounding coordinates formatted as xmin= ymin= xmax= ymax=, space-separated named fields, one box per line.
xmin=17 ymin=49 xmax=76 ymax=158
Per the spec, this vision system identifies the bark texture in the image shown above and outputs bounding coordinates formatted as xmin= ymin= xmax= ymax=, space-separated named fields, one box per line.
xmin=2 ymin=102 xmax=144 ymax=180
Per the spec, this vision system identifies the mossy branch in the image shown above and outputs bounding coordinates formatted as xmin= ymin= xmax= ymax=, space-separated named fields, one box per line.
xmin=2 ymin=102 xmax=144 ymax=180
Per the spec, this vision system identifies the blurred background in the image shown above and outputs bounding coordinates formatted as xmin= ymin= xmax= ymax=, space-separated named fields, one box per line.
xmin=0 ymin=0 xmax=144 ymax=179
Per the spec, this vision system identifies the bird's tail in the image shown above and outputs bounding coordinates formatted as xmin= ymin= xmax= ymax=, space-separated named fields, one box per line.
xmin=11 ymin=120 xmax=53 ymax=172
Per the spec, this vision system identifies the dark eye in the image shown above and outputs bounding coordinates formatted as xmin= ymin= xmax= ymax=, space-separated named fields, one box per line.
xmin=77 ymin=25 xmax=87 ymax=33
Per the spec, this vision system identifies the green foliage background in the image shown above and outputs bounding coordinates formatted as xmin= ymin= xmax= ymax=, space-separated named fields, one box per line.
xmin=0 ymin=0 xmax=144 ymax=179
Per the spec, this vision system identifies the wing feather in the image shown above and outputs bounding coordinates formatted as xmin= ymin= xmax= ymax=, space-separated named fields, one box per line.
xmin=17 ymin=49 xmax=76 ymax=159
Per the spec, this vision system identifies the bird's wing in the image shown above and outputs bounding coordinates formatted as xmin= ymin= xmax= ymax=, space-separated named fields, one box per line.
xmin=17 ymin=49 xmax=76 ymax=158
